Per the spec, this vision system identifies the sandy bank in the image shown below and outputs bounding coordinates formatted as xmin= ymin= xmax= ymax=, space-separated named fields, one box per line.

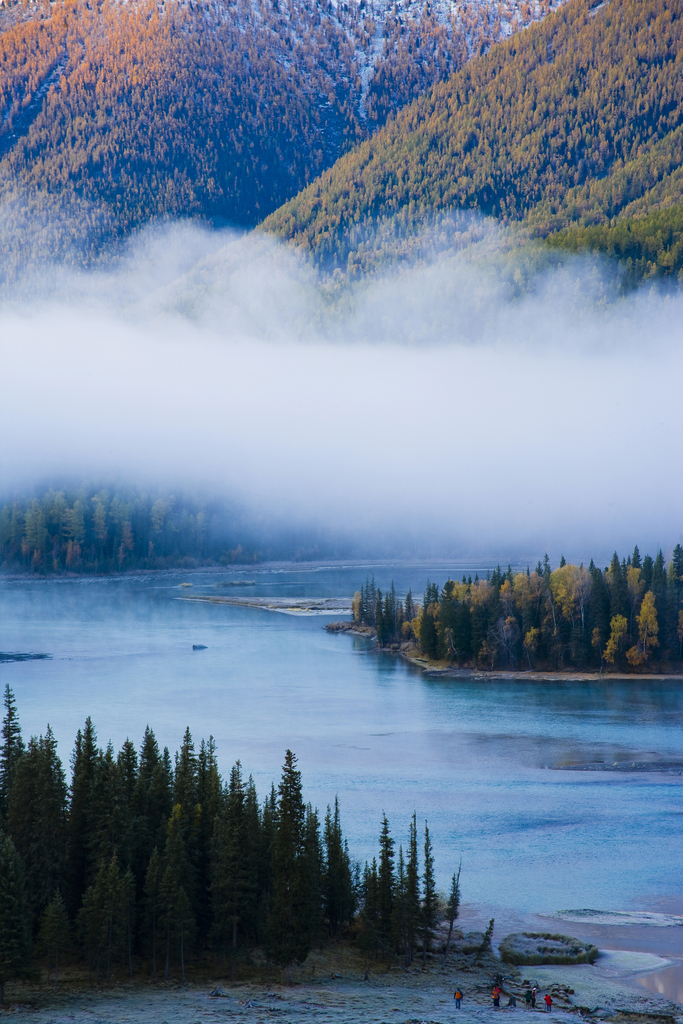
xmin=179 ymin=596 xmax=352 ymax=616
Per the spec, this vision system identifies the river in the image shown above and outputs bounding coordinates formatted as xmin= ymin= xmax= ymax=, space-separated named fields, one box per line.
xmin=1 ymin=561 xmax=682 ymax=999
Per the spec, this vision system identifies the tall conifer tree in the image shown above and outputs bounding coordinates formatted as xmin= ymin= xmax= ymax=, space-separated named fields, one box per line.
xmin=68 ymin=718 xmax=99 ymax=915
xmin=269 ymin=750 xmax=311 ymax=983
xmin=377 ymin=814 xmax=395 ymax=948
xmin=404 ymin=813 xmax=420 ymax=963
xmin=0 ymin=685 xmax=24 ymax=820
xmin=212 ymin=761 xmax=256 ymax=976
xmin=196 ymin=736 xmax=221 ymax=947
xmin=421 ymin=822 xmax=438 ymax=966
xmin=7 ymin=726 xmax=68 ymax=926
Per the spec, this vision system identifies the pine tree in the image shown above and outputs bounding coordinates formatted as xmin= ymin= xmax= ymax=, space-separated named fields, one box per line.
xmin=377 ymin=814 xmax=395 ymax=949
xmin=117 ymin=739 xmax=138 ymax=807
xmin=476 ymin=917 xmax=494 ymax=962
xmin=641 ymin=554 xmax=654 ymax=593
xmin=421 ymin=821 xmax=438 ymax=966
xmin=0 ymin=685 xmax=24 ymax=820
xmin=404 ymin=590 xmax=414 ymax=623
xmin=269 ymin=750 xmax=310 ymax=983
xmin=132 ymin=728 xmax=172 ymax=895
xmin=257 ymin=783 xmax=277 ymax=949
xmin=0 ymin=833 xmax=31 ymax=1004
xmin=212 ymin=761 xmax=256 ymax=977
xmin=68 ymin=718 xmax=99 ymax=915
xmin=196 ymin=736 xmax=221 ymax=947
xmin=170 ymin=728 xmax=199 ymax=917
xmin=652 ymin=550 xmax=666 ymax=607
xmin=422 ymin=609 xmax=439 ymax=659
xmin=302 ymin=804 xmax=323 ymax=946
xmin=442 ymin=862 xmax=461 ymax=965
xmin=404 ymin=813 xmax=420 ymax=964
xmin=88 ymin=742 xmax=131 ymax=874
xmin=671 ymin=544 xmax=683 ymax=604
xmin=392 ymin=846 xmax=408 ymax=963
xmin=7 ymin=726 xmax=68 ymax=926
xmin=174 ymin=728 xmax=198 ymax=814
xmin=375 ymin=590 xmax=387 ymax=646
xmin=323 ymin=797 xmax=353 ymax=937
xmin=588 ymin=562 xmax=611 ymax=654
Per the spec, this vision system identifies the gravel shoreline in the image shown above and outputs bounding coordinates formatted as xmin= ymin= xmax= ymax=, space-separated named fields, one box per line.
xmin=7 ymin=957 xmax=683 ymax=1024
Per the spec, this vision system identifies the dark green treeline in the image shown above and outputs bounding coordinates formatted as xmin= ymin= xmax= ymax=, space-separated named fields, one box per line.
xmin=355 ymin=545 xmax=683 ymax=670
xmin=0 ymin=486 xmax=260 ymax=573
xmin=0 ymin=692 xmax=449 ymax=993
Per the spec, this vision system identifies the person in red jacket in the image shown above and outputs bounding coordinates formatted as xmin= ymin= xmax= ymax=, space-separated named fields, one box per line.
xmin=544 ymin=992 xmax=552 ymax=1012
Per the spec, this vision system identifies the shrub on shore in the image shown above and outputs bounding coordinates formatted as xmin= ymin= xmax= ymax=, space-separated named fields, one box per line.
xmin=499 ymin=932 xmax=598 ymax=965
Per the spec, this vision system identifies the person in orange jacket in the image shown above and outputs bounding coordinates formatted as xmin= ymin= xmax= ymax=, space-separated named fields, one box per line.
xmin=492 ymin=985 xmax=501 ymax=1008
xmin=454 ymin=987 xmax=463 ymax=1008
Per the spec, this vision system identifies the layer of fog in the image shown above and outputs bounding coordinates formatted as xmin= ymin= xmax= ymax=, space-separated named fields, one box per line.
xmin=1 ymin=218 xmax=682 ymax=562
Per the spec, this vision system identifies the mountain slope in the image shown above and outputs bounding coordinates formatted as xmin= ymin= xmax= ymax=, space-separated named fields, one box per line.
xmin=263 ymin=0 xmax=683 ymax=274
xmin=0 ymin=0 xmax=562 ymax=276
xmin=0 ymin=0 xmax=362 ymax=236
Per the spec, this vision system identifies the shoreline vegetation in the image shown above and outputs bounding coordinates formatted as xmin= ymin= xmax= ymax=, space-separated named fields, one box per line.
xmin=4 ymin=686 xmax=676 ymax=1018
xmin=327 ymin=552 xmax=683 ymax=676
xmin=0 ymin=688 xmax=514 ymax=1005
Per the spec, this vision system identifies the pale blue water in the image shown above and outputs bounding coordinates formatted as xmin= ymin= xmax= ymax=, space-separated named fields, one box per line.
xmin=1 ymin=562 xmax=682 ymax=924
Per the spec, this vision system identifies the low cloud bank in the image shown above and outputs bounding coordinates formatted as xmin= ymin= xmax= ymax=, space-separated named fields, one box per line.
xmin=1 ymin=219 xmax=681 ymax=562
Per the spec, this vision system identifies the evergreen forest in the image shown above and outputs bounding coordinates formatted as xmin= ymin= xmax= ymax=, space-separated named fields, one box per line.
xmin=264 ymin=0 xmax=683 ymax=289
xmin=354 ymin=546 xmax=683 ymax=671
xmin=0 ymin=691 xmax=458 ymax=999
xmin=0 ymin=484 xmax=350 ymax=573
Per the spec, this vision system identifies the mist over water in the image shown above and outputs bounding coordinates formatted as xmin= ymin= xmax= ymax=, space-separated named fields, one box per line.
xmin=1 ymin=218 xmax=682 ymax=559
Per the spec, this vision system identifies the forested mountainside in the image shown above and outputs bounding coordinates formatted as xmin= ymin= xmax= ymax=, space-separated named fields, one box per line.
xmin=264 ymin=0 xmax=683 ymax=287
xmin=0 ymin=0 xmax=557 ymax=273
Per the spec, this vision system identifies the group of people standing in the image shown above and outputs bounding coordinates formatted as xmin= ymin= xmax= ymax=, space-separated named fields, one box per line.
xmin=453 ymin=983 xmax=554 ymax=1011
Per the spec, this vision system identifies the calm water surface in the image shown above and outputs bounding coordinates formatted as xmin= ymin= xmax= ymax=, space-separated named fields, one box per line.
xmin=1 ymin=563 xmax=682 ymax=940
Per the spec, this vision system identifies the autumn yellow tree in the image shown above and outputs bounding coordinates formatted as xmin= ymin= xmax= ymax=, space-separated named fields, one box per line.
xmin=626 ymin=591 xmax=659 ymax=667
xmin=523 ymin=627 xmax=539 ymax=668
xmin=603 ymin=615 xmax=628 ymax=667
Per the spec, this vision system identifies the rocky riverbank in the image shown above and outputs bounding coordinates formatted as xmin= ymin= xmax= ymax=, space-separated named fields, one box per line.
xmin=7 ymin=964 xmax=682 ymax=1024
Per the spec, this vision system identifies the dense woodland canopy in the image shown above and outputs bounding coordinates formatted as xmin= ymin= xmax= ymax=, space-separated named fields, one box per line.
xmin=264 ymin=0 xmax=683 ymax=287
xmin=356 ymin=547 xmax=683 ymax=671
xmin=0 ymin=695 xmax=456 ymax=996
xmin=0 ymin=0 xmax=552 ymax=275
